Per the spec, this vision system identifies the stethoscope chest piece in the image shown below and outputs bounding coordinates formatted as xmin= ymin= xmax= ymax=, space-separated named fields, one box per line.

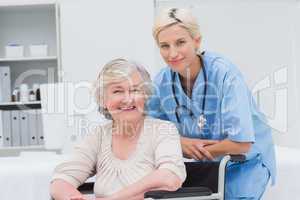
xmin=197 ymin=114 xmax=207 ymax=129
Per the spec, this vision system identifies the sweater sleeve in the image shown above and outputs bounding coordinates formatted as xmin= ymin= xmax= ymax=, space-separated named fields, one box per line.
xmin=153 ymin=120 xmax=187 ymax=182
xmin=51 ymin=128 xmax=101 ymax=188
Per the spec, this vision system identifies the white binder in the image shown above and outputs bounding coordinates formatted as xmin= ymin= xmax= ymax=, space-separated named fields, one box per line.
xmin=0 ymin=74 xmax=2 ymax=102
xmin=0 ymin=111 xmax=3 ymax=147
xmin=0 ymin=66 xmax=11 ymax=102
xmin=20 ymin=111 xmax=30 ymax=146
xmin=36 ymin=110 xmax=44 ymax=145
xmin=1 ymin=110 xmax=12 ymax=146
xmin=11 ymin=110 xmax=21 ymax=146
xmin=28 ymin=110 xmax=38 ymax=145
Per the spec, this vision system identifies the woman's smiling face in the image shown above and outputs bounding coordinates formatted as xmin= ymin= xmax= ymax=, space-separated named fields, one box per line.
xmin=157 ymin=24 xmax=200 ymax=74
xmin=104 ymin=71 xmax=146 ymax=122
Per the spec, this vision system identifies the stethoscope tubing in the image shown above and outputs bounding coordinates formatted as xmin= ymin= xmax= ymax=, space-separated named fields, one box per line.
xmin=171 ymin=53 xmax=207 ymax=124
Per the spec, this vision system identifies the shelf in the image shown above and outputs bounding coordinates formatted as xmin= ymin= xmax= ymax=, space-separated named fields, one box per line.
xmin=0 ymin=56 xmax=57 ymax=62
xmin=0 ymin=145 xmax=44 ymax=151
xmin=0 ymin=101 xmax=41 ymax=110
xmin=0 ymin=1 xmax=56 ymax=9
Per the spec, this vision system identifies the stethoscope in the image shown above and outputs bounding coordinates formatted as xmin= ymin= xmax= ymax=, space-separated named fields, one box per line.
xmin=171 ymin=52 xmax=207 ymax=130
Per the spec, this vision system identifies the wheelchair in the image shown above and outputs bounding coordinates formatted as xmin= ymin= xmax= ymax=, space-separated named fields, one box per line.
xmin=76 ymin=154 xmax=245 ymax=200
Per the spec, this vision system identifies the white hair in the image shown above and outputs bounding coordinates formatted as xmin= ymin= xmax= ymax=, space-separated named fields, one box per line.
xmin=94 ymin=58 xmax=152 ymax=119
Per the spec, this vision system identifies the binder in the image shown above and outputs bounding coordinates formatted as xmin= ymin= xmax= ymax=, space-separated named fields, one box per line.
xmin=11 ymin=110 xmax=21 ymax=146
xmin=0 ymin=111 xmax=3 ymax=147
xmin=1 ymin=111 xmax=12 ymax=146
xmin=0 ymin=73 xmax=2 ymax=102
xmin=20 ymin=111 xmax=29 ymax=146
xmin=36 ymin=110 xmax=44 ymax=145
xmin=28 ymin=110 xmax=38 ymax=145
xmin=0 ymin=66 xmax=11 ymax=102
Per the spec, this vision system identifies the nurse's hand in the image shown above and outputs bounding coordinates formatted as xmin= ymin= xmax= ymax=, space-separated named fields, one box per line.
xmin=180 ymin=137 xmax=219 ymax=160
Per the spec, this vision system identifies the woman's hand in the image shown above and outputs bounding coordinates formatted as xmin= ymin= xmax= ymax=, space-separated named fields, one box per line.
xmin=180 ymin=137 xmax=219 ymax=160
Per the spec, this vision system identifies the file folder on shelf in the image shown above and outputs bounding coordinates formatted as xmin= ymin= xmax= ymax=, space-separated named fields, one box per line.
xmin=28 ymin=110 xmax=38 ymax=145
xmin=1 ymin=110 xmax=12 ymax=147
xmin=0 ymin=66 xmax=12 ymax=103
xmin=36 ymin=110 xmax=44 ymax=145
xmin=20 ymin=111 xmax=30 ymax=146
xmin=11 ymin=110 xmax=21 ymax=146
xmin=0 ymin=111 xmax=3 ymax=147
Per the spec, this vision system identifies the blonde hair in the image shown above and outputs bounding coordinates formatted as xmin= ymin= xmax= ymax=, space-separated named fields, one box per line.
xmin=153 ymin=8 xmax=201 ymax=43
xmin=94 ymin=58 xmax=152 ymax=119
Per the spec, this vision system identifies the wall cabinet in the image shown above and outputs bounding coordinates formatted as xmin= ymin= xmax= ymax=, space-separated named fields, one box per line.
xmin=0 ymin=1 xmax=61 ymax=154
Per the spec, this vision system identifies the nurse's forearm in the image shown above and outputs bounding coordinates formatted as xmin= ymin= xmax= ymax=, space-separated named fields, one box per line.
xmin=204 ymin=139 xmax=251 ymax=158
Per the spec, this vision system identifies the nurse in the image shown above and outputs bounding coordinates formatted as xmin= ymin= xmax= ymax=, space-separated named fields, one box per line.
xmin=147 ymin=8 xmax=276 ymax=199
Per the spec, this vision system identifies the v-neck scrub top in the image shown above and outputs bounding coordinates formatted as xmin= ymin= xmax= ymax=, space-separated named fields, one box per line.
xmin=146 ymin=51 xmax=276 ymax=199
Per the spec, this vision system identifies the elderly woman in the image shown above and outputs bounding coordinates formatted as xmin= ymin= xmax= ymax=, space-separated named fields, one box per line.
xmin=50 ymin=59 xmax=186 ymax=200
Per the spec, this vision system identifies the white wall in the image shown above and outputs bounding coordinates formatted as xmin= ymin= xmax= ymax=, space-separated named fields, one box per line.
xmin=156 ymin=0 xmax=300 ymax=148
xmin=57 ymin=0 xmax=155 ymax=120
xmin=59 ymin=0 xmax=155 ymax=82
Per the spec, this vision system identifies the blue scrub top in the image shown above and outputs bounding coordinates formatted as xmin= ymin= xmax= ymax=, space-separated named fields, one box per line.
xmin=147 ymin=51 xmax=276 ymax=199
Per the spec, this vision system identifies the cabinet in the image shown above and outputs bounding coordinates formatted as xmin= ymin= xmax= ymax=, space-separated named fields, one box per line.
xmin=0 ymin=1 xmax=61 ymax=153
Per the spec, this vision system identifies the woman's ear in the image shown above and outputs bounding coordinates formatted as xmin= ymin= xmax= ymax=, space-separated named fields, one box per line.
xmin=194 ymin=35 xmax=201 ymax=50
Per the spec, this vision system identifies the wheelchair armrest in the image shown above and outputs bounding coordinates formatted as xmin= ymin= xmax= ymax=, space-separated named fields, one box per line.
xmin=144 ymin=187 xmax=212 ymax=199
xmin=78 ymin=182 xmax=94 ymax=194
xmin=75 ymin=155 xmax=245 ymax=199
xmin=229 ymin=154 xmax=246 ymax=162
